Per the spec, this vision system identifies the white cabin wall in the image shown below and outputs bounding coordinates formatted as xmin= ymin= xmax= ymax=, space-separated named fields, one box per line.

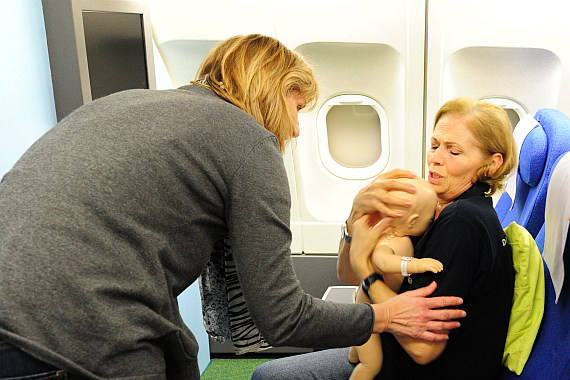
xmin=148 ymin=0 xmax=427 ymax=256
xmin=148 ymin=0 xmax=275 ymax=87
xmin=271 ymin=0 xmax=426 ymax=254
xmin=148 ymin=0 xmax=570 ymax=257
xmin=425 ymin=0 xmax=570 ymax=163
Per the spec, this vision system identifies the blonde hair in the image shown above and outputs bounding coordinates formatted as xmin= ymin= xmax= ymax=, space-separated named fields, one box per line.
xmin=434 ymin=97 xmax=518 ymax=196
xmin=195 ymin=34 xmax=319 ymax=151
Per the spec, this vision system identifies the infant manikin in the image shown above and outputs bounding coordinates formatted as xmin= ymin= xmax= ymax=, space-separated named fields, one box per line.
xmin=348 ymin=177 xmax=442 ymax=380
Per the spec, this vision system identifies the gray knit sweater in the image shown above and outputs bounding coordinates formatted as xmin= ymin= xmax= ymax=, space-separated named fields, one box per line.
xmin=0 ymin=85 xmax=373 ymax=379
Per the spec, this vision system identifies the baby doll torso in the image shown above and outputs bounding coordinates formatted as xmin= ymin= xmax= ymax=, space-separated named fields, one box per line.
xmin=372 ymin=234 xmax=414 ymax=291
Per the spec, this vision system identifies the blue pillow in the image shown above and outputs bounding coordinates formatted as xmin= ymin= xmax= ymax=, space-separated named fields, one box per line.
xmin=519 ymin=127 xmax=547 ymax=187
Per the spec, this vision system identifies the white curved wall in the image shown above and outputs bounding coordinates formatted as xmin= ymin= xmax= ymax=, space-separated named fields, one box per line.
xmin=425 ymin=0 xmax=570 ymax=157
xmin=148 ymin=0 xmax=570 ymax=255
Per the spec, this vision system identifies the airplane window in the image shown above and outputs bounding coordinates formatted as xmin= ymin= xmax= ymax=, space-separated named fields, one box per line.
xmin=481 ymin=97 xmax=528 ymax=130
xmin=326 ymin=104 xmax=382 ymax=168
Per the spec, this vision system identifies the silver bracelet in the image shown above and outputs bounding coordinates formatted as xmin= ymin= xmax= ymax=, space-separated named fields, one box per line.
xmin=341 ymin=222 xmax=352 ymax=243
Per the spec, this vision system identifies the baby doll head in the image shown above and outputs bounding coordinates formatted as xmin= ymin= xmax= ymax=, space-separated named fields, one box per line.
xmin=391 ymin=177 xmax=438 ymax=237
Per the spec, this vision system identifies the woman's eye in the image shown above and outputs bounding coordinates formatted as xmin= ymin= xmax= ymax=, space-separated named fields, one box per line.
xmin=430 ymin=145 xmax=438 ymax=150
xmin=450 ymin=151 xmax=460 ymax=156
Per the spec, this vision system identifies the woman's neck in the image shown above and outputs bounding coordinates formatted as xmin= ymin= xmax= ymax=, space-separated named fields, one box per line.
xmin=435 ymin=200 xmax=452 ymax=219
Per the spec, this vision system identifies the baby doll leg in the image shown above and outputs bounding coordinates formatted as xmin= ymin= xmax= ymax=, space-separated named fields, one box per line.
xmin=349 ymin=332 xmax=382 ymax=380
xmin=348 ymin=287 xmax=383 ymax=380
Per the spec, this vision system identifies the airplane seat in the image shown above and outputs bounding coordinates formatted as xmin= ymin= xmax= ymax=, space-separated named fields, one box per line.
xmin=496 ymin=108 xmax=570 ymax=237
xmin=494 ymin=114 xmax=542 ymax=224
xmin=501 ymin=152 xmax=570 ymax=379
xmin=494 ymin=123 xmax=546 ymax=230
xmin=494 ymin=181 xmax=520 ymax=226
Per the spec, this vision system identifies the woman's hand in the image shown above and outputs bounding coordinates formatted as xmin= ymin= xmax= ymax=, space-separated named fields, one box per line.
xmin=346 ymin=169 xmax=417 ymax=234
xmin=349 ymin=216 xmax=393 ymax=280
xmin=371 ymin=281 xmax=465 ymax=341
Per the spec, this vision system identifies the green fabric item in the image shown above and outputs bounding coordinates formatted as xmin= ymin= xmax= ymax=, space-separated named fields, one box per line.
xmin=201 ymin=358 xmax=273 ymax=379
xmin=502 ymin=222 xmax=545 ymax=375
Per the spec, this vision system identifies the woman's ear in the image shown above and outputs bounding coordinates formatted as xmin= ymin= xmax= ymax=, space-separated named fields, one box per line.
xmin=488 ymin=153 xmax=504 ymax=175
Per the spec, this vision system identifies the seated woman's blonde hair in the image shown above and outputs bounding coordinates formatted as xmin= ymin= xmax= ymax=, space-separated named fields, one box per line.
xmin=195 ymin=34 xmax=319 ymax=151
xmin=434 ymin=97 xmax=518 ymax=196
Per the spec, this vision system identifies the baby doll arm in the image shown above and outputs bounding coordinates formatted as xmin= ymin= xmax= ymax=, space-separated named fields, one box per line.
xmin=405 ymin=257 xmax=444 ymax=274
xmin=371 ymin=239 xmax=443 ymax=276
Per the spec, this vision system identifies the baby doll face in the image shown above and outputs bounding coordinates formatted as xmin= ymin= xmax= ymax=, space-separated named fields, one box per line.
xmin=392 ymin=177 xmax=438 ymax=237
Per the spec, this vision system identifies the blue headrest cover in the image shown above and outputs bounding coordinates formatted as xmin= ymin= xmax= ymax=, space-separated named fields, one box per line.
xmin=519 ymin=126 xmax=547 ymax=186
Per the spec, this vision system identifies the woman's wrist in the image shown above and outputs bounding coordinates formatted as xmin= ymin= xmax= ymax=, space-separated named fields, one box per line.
xmin=346 ymin=209 xmax=362 ymax=236
xmin=371 ymin=303 xmax=390 ymax=334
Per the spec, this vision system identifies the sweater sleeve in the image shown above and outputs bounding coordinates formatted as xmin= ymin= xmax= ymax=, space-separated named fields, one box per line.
xmin=226 ymin=136 xmax=373 ymax=348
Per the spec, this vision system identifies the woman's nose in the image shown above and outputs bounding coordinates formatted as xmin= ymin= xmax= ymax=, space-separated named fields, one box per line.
xmin=428 ymin=147 xmax=442 ymax=165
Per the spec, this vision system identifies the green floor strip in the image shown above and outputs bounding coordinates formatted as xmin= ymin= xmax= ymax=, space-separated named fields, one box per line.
xmin=201 ymin=358 xmax=273 ymax=379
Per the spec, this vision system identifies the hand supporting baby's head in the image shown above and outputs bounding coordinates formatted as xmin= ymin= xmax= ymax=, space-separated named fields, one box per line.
xmin=390 ymin=177 xmax=438 ymax=237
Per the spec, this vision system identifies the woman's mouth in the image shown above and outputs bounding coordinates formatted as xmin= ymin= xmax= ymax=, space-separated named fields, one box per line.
xmin=428 ymin=171 xmax=444 ymax=184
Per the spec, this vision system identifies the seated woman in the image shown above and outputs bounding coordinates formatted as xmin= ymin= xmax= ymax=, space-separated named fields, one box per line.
xmin=252 ymin=97 xmax=517 ymax=380
xmin=349 ymin=177 xmax=442 ymax=380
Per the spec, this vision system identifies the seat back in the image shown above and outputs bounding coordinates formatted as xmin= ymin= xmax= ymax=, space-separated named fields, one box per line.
xmin=495 ymin=115 xmax=540 ymax=224
xmin=501 ymin=152 xmax=570 ymax=379
xmin=496 ymin=109 xmax=570 ymax=237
